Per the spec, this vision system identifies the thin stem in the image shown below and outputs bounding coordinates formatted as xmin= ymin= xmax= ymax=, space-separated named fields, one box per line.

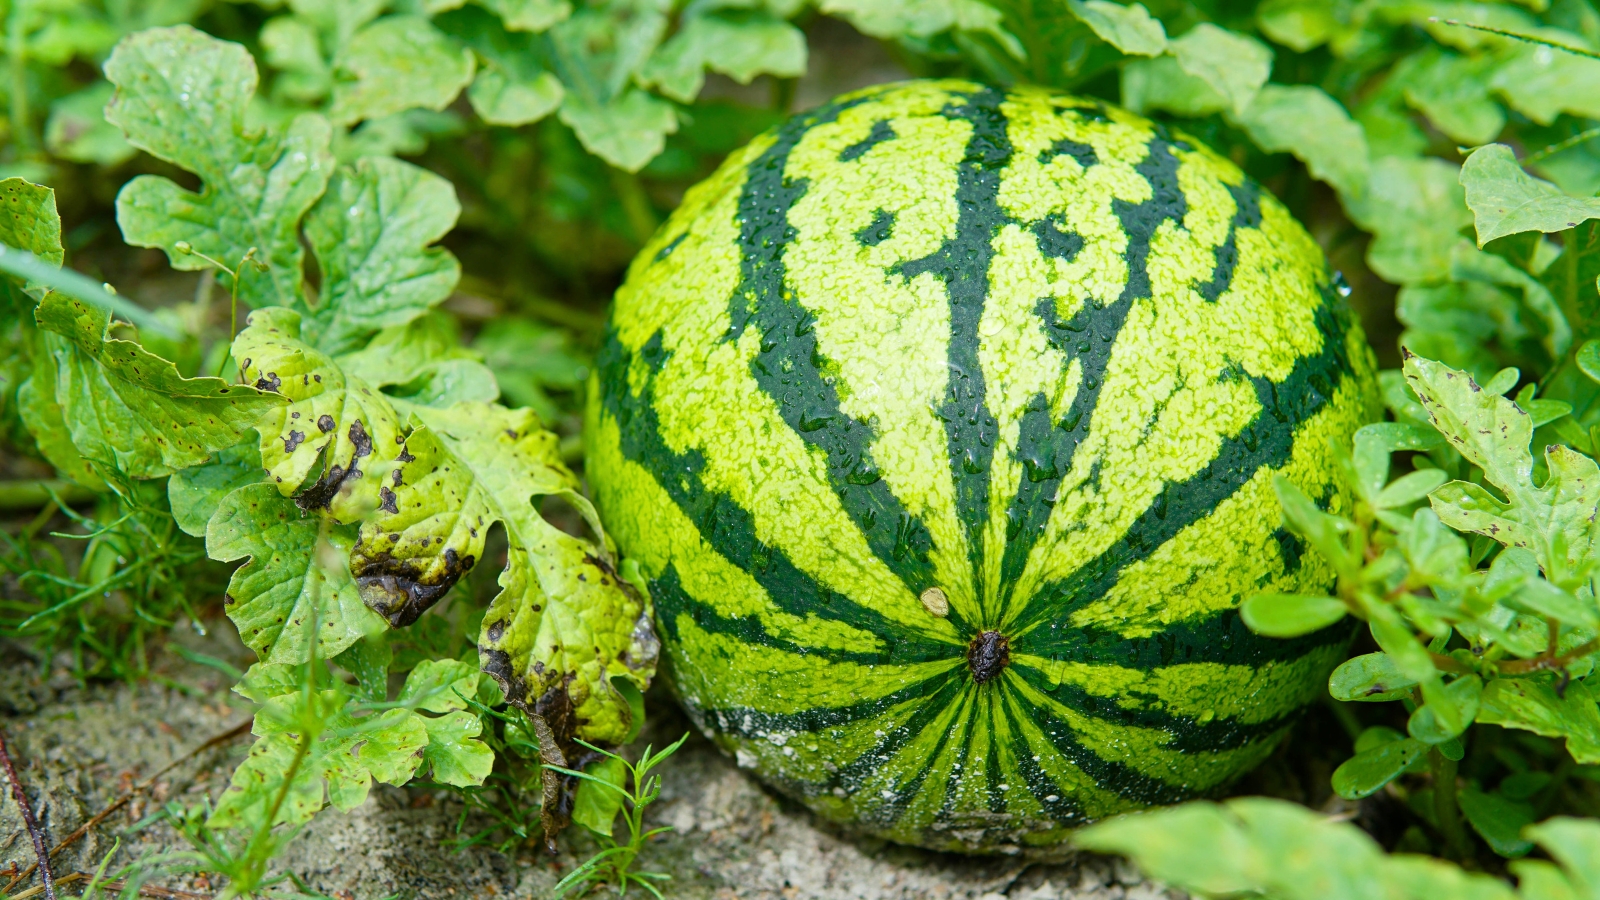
xmin=608 ymin=167 xmax=659 ymax=247
xmin=1499 ymin=637 xmax=1600 ymax=674
xmin=0 ymin=479 xmax=98 ymax=511
xmin=1526 ymin=126 xmax=1600 ymax=165
xmin=7 ymin=0 xmax=35 ymax=156
xmin=1430 ymin=748 xmax=1470 ymax=862
xmin=0 ymin=724 xmax=56 ymax=900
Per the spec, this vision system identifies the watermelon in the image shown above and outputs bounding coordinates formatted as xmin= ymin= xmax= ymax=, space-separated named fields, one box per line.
xmin=585 ymin=80 xmax=1379 ymax=853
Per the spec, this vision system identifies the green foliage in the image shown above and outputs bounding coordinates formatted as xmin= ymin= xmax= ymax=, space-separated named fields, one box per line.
xmin=17 ymin=0 xmax=1600 ymax=892
xmin=550 ymin=733 xmax=689 ymax=900
xmin=1077 ymin=797 xmax=1600 ymax=900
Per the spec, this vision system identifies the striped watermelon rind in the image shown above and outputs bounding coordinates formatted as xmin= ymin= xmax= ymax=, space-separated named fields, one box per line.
xmin=586 ymin=80 xmax=1379 ymax=853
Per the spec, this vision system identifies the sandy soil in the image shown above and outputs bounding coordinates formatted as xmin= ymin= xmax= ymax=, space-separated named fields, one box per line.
xmin=0 ymin=626 xmax=1182 ymax=900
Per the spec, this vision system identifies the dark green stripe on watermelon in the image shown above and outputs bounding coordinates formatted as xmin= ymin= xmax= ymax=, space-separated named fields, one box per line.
xmin=595 ymin=327 xmax=953 ymax=658
xmin=1010 ymin=294 xmax=1357 ymax=639
xmin=724 ymin=94 xmax=958 ymax=626
xmin=892 ymin=87 xmax=1011 ymax=616
xmin=996 ymin=137 xmax=1189 ymax=606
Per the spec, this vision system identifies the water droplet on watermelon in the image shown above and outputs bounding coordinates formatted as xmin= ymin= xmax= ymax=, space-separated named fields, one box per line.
xmin=1024 ymin=454 xmax=1057 ymax=482
xmin=963 ymin=451 xmax=983 ymax=474
xmin=1332 ymin=270 xmax=1352 ymax=297
xmin=846 ymin=461 xmax=881 ymax=485
xmin=1060 ymin=407 xmax=1083 ymax=431
xmin=798 ymin=410 xmax=831 ymax=432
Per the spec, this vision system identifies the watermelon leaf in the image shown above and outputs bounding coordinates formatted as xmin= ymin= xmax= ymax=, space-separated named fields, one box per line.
xmin=300 ymin=156 xmax=462 ymax=355
xmin=1461 ymin=144 xmax=1600 ymax=247
xmin=230 ymin=306 xmax=407 ymax=523
xmin=1168 ymin=24 xmax=1272 ymax=116
xmin=1066 ymin=0 xmax=1165 ymax=56
xmin=350 ymin=400 xmax=657 ymax=747
xmin=206 ymin=483 xmax=385 ymax=664
xmin=1233 ymin=84 xmax=1369 ymax=203
xmin=32 ymin=293 xmax=283 ymax=480
xmin=106 ymin=26 xmax=335 ymax=309
xmin=1477 ymin=676 xmax=1600 ymax=764
xmin=328 ymin=16 xmax=476 ymax=126
xmin=1405 ymin=354 xmax=1600 ymax=593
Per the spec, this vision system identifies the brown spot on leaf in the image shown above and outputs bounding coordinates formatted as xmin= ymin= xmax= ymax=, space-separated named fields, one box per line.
xmin=354 ymin=546 xmax=475 ymax=626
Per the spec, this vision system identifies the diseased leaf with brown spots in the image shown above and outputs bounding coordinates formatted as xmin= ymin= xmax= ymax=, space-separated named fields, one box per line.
xmin=231 ymin=306 xmax=403 ymax=522
xmin=350 ymin=401 xmax=657 ymax=747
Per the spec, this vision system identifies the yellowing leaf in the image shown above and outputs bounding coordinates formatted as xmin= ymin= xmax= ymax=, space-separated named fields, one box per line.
xmin=231 ymin=306 xmax=405 ymax=522
xmin=33 ymin=293 xmax=284 ymax=479
xmin=350 ymin=402 xmax=656 ymax=746
xmin=1406 ymin=355 xmax=1600 ymax=582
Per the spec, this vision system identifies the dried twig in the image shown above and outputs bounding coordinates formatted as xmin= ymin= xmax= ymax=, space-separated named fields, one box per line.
xmin=6 ymin=870 xmax=213 ymax=900
xmin=0 ymin=726 xmax=55 ymax=900
xmin=1 ymin=720 xmax=250 ymax=896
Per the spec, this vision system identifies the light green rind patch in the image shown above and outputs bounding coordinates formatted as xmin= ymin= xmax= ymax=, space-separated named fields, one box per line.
xmin=1064 ymin=375 xmax=1369 ymax=637
xmin=782 ymin=85 xmax=976 ymax=617
xmin=588 ymin=410 xmax=890 ymax=657
xmin=1021 ymin=642 xmax=1347 ymax=726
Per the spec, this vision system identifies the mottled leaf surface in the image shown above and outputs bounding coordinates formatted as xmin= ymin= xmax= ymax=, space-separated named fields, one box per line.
xmin=207 ymin=483 xmax=385 ymax=663
xmin=1407 ymin=355 xmax=1600 ymax=578
xmin=302 ymin=157 xmax=462 ymax=354
xmin=106 ymin=26 xmax=334 ymax=308
xmin=33 ymin=293 xmax=283 ymax=478
xmin=231 ymin=306 xmax=404 ymax=521
xmin=350 ymin=402 xmax=655 ymax=745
